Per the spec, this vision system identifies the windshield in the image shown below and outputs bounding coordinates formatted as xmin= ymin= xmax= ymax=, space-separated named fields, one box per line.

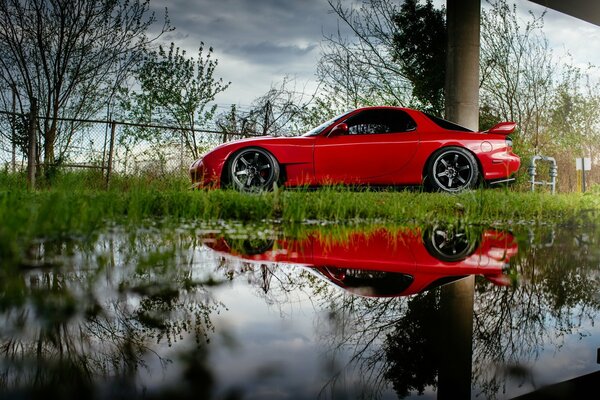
xmin=302 ymin=110 xmax=353 ymax=137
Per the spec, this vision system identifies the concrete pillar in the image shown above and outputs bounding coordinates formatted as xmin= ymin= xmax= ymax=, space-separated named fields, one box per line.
xmin=438 ymin=276 xmax=475 ymax=399
xmin=437 ymin=4 xmax=480 ymax=397
xmin=445 ymin=0 xmax=481 ymax=130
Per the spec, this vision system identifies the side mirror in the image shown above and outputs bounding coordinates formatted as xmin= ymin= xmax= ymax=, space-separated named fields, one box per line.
xmin=329 ymin=122 xmax=348 ymax=137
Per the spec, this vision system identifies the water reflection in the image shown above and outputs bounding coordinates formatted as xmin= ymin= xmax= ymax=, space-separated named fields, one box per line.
xmin=202 ymin=225 xmax=518 ymax=297
xmin=0 ymin=227 xmax=224 ymax=399
xmin=0 ymin=222 xmax=599 ymax=399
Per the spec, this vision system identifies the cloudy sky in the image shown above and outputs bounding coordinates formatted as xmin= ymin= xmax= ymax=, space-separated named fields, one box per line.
xmin=148 ymin=0 xmax=600 ymax=110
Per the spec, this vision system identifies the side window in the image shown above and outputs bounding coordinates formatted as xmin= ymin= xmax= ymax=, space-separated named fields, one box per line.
xmin=345 ymin=109 xmax=416 ymax=135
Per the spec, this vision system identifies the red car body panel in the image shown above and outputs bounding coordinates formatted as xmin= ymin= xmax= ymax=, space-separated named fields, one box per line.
xmin=202 ymin=227 xmax=518 ymax=297
xmin=313 ymin=131 xmax=420 ymax=184
xmin=190 ymin=107 xmax=520 ymax=189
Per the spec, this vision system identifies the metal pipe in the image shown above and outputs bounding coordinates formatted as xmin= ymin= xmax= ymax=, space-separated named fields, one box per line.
xmin=528 ymin=155 xmax=557 ymax=194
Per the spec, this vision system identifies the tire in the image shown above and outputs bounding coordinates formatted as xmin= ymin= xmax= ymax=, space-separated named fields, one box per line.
xmin=228 ymin=147 xmax=280 ymax=192
xmin=224 ymin=237 xmax=274 ymax=255
xmin=423 ymin=225 xmax=477 ymax=262
xmin=428 ymin=147 xmax=479 ymax=193
xmin=242 ymin=238 xmax=275 ymax=255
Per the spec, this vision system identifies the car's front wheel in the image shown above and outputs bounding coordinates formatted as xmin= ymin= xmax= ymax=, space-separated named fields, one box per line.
xmin=228 ymin=147 xmax=280 ymax=192
xmin=428 ymin=147 xmax=479 ymax=193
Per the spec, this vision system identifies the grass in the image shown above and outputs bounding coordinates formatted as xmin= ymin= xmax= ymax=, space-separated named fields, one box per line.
xmin=2 ymin=170 xmax=599 ymax=227
xmin=1 ymin=170 xmax=599 ymax=266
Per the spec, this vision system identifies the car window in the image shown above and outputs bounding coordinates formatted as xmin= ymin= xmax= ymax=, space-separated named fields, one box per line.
xmin=423 ymin=112 xmax=473 ymax=132
xmin=344 ymin=109 xmax=416 ymax=135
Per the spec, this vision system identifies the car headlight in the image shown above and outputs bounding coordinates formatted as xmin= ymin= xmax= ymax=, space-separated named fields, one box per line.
xmin=190 ymin=159 xmax=204 ymax=182
xmin=190 ymin=158 xmax=202 ymax=170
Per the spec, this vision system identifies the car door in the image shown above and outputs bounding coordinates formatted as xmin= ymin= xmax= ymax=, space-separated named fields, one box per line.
xmin=313 ymin=109 xmax=420 ymax=185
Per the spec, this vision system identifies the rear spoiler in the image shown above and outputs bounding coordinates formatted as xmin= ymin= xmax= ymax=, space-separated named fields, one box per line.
xmin=484 ymin=122 xmax=516 ymax=135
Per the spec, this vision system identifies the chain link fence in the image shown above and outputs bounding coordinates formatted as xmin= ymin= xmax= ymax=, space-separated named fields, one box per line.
xmin=0 ymin=108 xmax=262 ymax=186
xmin=2 ymin=107 xmax=599 ymax=192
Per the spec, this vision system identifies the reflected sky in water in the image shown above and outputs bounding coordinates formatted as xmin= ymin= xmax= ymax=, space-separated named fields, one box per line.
xmin=1 ymin=222 xmax=599 ymax=399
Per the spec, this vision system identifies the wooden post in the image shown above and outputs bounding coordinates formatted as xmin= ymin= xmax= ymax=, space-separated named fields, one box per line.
xmin=180 ymin=129 xmax=185 ymax=171
xmin=27 ymin=98 xmax=37 ymax=190
xmin=105 ymin=121 xmax=116 ymax=189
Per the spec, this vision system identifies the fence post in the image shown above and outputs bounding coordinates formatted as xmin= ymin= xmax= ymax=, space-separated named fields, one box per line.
xmin=105 ymin=120 xmax=116 ymax=189
xmin=241 ymin=118 xmax=247 ymax=138
xmin=27 ymin=98 xmax=37 ymax=190
xmin=11 ymin=86 xmax=16 ymax=173
xmin=180 ymin=130 xmax=185 ymax=171
xmin=262 ymin=101 xmax=271 ymax=135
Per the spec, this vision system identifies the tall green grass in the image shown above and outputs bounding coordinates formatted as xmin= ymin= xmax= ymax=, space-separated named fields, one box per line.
xmin=2 ymin=170 xmax=599 ymax=266
xmin=2 ymin=170 xmax=599 ymax=231
xmin=3 ymin=171 xmax=600 ymax=220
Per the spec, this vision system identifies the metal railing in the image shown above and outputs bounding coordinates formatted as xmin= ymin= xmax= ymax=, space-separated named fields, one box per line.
xmin=528 ymin=155 xmax=558 ymax=194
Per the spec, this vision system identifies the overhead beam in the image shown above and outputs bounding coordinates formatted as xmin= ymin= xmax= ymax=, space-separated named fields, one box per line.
xmin=529 ymin=0 xmax=600 ymax=27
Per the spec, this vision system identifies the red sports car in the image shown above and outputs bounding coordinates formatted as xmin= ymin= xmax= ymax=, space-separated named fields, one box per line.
xmin=202 ymin=225 xmax=518 ymax=297
xmin=190 ymin=106 xmax=520 ymax=193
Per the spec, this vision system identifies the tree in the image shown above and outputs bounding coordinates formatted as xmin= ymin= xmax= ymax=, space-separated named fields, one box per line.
xmin=215 ymin=76 xmax=316 ymax=141
xmin=548 ymin=66 xmax=600 ymax=156
xmin=123 ymin=42 xmax=230 ymax=159
xmin=479 ymin=0 xmax=555 ymax=150
xmin=0 ymin=0 xmax=170 ymax=167
xmin=215 ymin=104 xmax=244 ymax=143
xmin=318 ymin=0 xmax=412 ymax=108
xmin=319 ymin=0 xmax=448 ymax=114
xmin=392 ymin=0 xmax=447 ymax=115
xmin=244 ymin=77 xmax=315 ymax=136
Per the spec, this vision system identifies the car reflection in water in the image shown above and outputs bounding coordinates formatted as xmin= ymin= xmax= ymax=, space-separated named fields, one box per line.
xmin=201 ymin=225 xmax=518 ymax=297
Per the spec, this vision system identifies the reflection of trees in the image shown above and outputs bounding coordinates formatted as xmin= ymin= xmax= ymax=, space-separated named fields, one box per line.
xmin=384 ymin=291 xmax=440 ymax=397
xmin=8 ymin=222 xmax=598 ymax=398
xmin=304 ymin=282 xmax=451 ymax=399
xmin=472 ymin=226 xmax=600 ymax=398
xmin=233 ymin=225 xmax=600 ymax=400
xmin=215 ymin=257 xmax=312 ymax=310
xmin=298 ymin=279 xmax=412 ymax=398
xmin=0 ymin=227 xmax=226 ymax=397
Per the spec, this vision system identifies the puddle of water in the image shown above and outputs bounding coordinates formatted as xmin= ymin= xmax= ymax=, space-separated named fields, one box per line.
xmin=1 ymin=221 xmax=599 ymax=399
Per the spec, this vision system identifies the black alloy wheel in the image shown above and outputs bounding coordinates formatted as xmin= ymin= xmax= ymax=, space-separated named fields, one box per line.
xmin=229 ymin=147 xmax=280 ymax=192
xmin=423 ymin=225 xmax=477 ymax=262
xmin=429 ymin=147 xmax=479 ymax=192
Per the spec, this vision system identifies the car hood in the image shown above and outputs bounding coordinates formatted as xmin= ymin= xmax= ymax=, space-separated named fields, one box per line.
xmin=210 ymin=135 xmax=286 ymax=151
xmin=209 ymin=134 xmax=313 ymax=156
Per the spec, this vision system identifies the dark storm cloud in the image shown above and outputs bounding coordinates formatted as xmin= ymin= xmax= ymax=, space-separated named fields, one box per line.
xmin=149 ymin=0 xmax=338 ymax=103
xmin=148 ymin=0 xmax=600 ymax=106
xmin=153 ymin=0 xmax=334 ymax=58
xmin=226 ymin=41 xmax=318 ymax=64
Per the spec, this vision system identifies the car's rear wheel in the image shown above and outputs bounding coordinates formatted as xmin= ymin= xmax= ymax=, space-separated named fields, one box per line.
xmin=228 ymin=147 xmax=280 ymax=192
xmin=423 ymin=224 xmax=478 ymax=262
xmin=428 ymin=147 xmax=479 ymax=192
